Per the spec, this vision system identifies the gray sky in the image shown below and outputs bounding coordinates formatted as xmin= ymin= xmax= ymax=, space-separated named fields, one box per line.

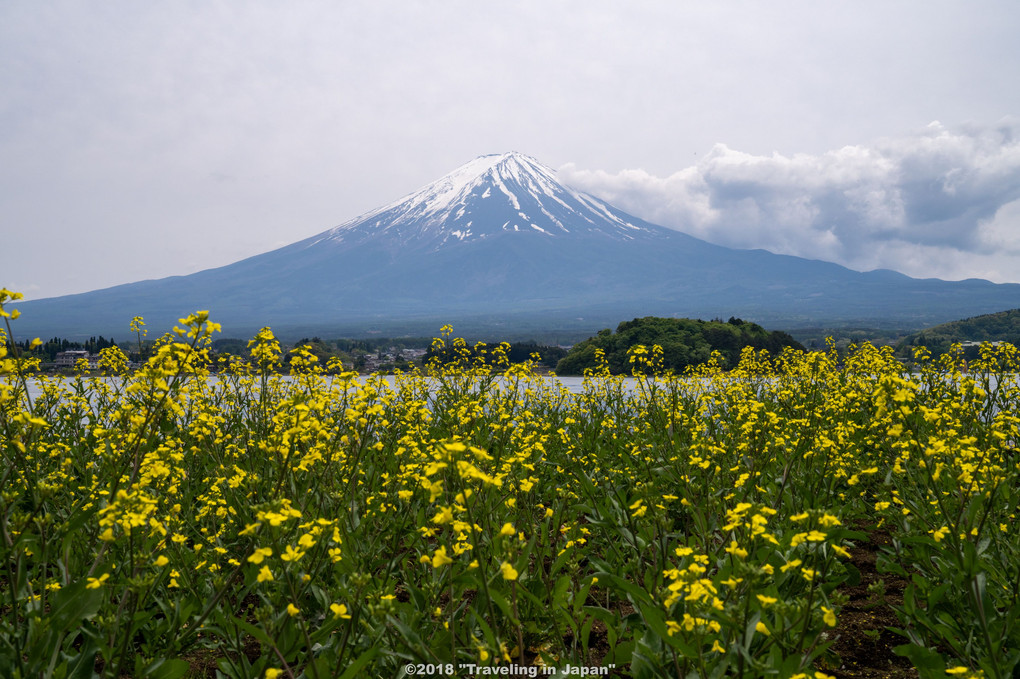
xmin=3 ymin=1 xmax=1020 ymax=301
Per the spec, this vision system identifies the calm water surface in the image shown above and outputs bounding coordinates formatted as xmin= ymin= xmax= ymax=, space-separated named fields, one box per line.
xmin=19 ymin=374 xmax=607 ymax=402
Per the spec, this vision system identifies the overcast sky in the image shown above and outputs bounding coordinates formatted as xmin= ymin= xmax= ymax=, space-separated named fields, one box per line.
xmin=3 ymin=1 xmax=1020 ymax=301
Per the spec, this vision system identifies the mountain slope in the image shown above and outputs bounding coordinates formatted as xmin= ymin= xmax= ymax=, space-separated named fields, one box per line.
xmin=14 ymin=152 xmax=1020 ymax=340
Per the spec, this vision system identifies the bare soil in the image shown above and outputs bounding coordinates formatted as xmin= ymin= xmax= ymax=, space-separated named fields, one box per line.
xmin=820 ymin=526 xmax=919 ymax=679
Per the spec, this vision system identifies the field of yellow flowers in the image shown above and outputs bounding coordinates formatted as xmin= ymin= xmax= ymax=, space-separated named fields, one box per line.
xmin=2 ymin=289 xmax=1019 ymax=679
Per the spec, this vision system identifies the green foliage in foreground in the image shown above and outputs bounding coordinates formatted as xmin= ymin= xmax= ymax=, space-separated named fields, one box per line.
xmin=2 ymin=294 xmax=1019 ymax=679
xmin=555 ymin=316 xmax=804 ymax=375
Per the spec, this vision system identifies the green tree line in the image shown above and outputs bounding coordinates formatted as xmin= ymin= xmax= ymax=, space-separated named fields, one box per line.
xmin=6 ymin=336 xmax=118 ymax=361
xmin=555 ymin=316 xmax=804 ymax=375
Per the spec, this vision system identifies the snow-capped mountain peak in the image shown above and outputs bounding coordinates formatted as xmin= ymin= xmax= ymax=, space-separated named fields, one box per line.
xmin=19 ymin=151 xmax=1020 ymax=340
xmin=316 ymin=152 xmax=656 ymax=249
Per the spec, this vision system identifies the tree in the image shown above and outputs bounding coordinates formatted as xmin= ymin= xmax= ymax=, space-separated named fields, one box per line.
xmin=555 ymin=316 xmax=805 ymax=375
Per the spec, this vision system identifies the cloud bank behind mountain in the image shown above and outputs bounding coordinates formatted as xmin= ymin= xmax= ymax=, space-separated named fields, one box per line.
xmin=560 ymin=121 xmax=1020 ymax=284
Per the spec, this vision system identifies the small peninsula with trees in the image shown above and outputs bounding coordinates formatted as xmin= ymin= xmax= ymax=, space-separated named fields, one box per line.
xmin=895 ymin=308 xmax=1020 ymax=359
xmin=554 ymin=316 xmax=805 ymax=375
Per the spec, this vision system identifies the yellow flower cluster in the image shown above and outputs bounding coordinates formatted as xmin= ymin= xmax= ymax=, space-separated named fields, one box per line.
xmin=1 ymin=299 xmax=1017 ymax=676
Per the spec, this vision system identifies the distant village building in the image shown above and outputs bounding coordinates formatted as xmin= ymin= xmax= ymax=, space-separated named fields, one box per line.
xmin=54 ymin=350 xmax=99 ymax=369
xmin=361 ymin=346 xmax=427 ymax=372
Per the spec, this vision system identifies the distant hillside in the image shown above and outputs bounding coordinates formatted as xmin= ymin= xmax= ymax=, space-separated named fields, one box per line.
xmin=555 ymin=316 xmax=805 ymax=375
xmin=896 ymin=308 xmax=1020 ymax=357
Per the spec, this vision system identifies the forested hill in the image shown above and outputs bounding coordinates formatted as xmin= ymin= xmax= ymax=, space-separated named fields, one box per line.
xmin=896 ymin=308 xmax=1020 ymax=357
xmin=555 ymin=316 xmax=805 ymax=375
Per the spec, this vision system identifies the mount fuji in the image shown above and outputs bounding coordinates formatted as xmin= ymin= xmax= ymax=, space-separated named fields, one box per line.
xmin=16 ymin=152 xmax=1020 ymax=339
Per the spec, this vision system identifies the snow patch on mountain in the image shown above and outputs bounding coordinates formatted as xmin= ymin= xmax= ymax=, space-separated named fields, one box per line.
xmin=314 ymin=152 xmax=662 ymax=249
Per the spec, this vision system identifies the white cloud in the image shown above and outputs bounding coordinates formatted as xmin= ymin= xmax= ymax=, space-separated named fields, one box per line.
xmin=560 ymin=121 xmax=1020 ymax=282
xmin=976 ymin=198 xmax=1020 ymax=255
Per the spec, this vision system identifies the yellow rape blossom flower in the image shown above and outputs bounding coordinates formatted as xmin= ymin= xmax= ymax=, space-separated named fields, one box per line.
xmin=280 ymin=544 xmax=305 ymax=562
xmin=724 ymin=541 xmax=748 ymax=559
xmin=432 ymin=506 xmax=454 ymax=524
xmin=832 ymin=544 xmax=852 ymax=558
xmin=500 ymin=562 xmax=519 ymax=581
xmin=431 ymin=546 xmax=454 ymax=568
xmin=86 ymin=573 xmax=110 ymax=589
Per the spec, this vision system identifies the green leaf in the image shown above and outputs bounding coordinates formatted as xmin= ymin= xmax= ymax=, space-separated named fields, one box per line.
xmin=580 ymin=615 xmax=596 ymax=657
xmin=629 ymin=636 xmax=662 ymax=679
xmin=743 ymin=610 xmax=762 ymax=649
xmin=386 ymin=615 xmax=430 ymax=662
xmin=607 ymin=638 xmax=635 ymax=667
xmin=573 ymin=576 xmax=596 ymax=616
xmin=902 ymin=584 xmax=916 ymax=616
xmin=139 ymin=658 xmax=190 ymax=679
xmin=66 ymin=637 xmax=98 ymax=679
xmin=878 ymin=556 xmax=908 ymax=577
xmin=517 ymin=579 xmax=547 ymax=611
xmin=893 ymin=643 xmax=946 ymax=677
xmin=473 ymin=612 xmax=500 ymax=651
xmin=227 ymin=615 xmax=276 ymax=650
xmin=635 ymin=602 xmax=674 ymax=651
xmin=50 ymin=580 xmax=104 ymax=630
xmin=336 ymin=647 xmax=380 ymax=679
xmin=926 ymin=581 xmax=952 ymax=607
xmin=551 ymin=575 xmax=570 ymax=611
xmin=549 ymin=547 xmax=574 ymax=576
xmin=59 ymin=507 xmax=99 ymax=556
xmin=842 ymin=561 xmax=861 ymax=587
xmin=594 ymin=571 xmax=654 ymax=609
xmin=486 ymin=588 xmax=518 ymax=626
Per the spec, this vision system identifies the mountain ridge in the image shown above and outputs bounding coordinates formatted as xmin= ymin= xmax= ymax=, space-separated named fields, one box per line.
xmin=13 ymin=152 xmax=1020 ymax=340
